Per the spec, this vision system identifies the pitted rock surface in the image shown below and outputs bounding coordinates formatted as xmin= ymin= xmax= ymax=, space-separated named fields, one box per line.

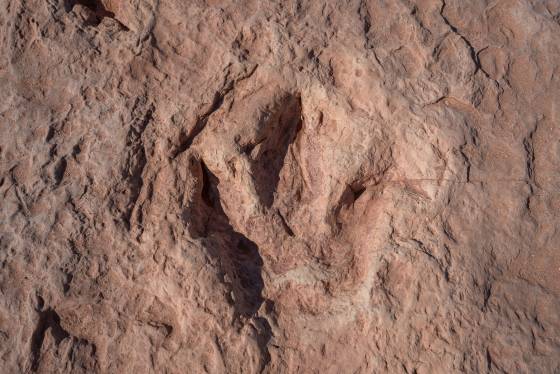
xmin=1 ymin=0 xmax=560 ymax=373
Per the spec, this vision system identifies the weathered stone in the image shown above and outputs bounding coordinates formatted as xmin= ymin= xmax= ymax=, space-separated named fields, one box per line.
xmin=1 ymin=0 xmax=559 ymax=372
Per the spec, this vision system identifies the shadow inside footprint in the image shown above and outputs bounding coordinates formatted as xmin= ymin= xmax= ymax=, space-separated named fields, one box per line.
xmin=242 ymin=94 xmax=303 ymax=208
xmin=197 ymin=160 xmax=265 ymax=316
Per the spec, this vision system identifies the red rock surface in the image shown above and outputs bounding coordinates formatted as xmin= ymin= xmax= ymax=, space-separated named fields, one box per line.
xmin=1 ymin=0 xmax=560 ymax=372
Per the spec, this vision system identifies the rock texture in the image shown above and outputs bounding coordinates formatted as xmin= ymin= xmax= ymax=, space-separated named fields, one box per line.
xmin=1 ymin=0 xmax=560 ymax=372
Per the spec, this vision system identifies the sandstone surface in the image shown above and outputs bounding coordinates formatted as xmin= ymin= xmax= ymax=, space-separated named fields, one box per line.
xmin=1 ymin=0 xmax=560 ymax=373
